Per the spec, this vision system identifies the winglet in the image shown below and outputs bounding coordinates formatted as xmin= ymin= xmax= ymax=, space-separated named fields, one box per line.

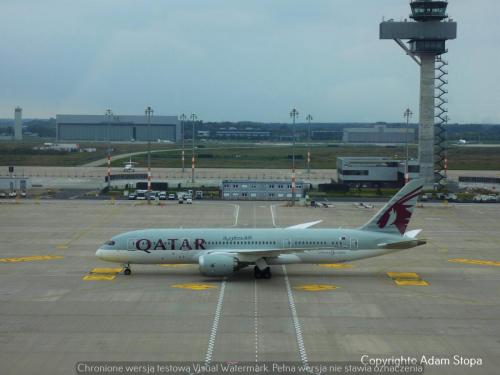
xmin=285 ymin=220 xmax=322 ymax=230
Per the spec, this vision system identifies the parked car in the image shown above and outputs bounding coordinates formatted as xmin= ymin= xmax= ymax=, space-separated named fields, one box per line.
xmin=0 ymin=192 xmax=6 ymax=198
xmin=195 ymin=191 xmax=203 ymax=199
xmin=8 ymin=191 xmax=17 ymax=198
xmin=186 ymin=198 xmax=193 ymax=204
xmin=168 ymin=193 xmax=176 ymax=200
xmin=128 ymin=193 xmax=137 ymax=200
xmin=20 ymin=191 xmax=27 ymax=198
xmin=158 ymin=191 xmax=167 ymax=200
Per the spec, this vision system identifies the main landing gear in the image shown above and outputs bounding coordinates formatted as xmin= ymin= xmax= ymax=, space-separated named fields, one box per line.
xmin=254 ymin=266 xmax=271 ymax=279
xmin=123 ymin=264 xmax=131 ymax=275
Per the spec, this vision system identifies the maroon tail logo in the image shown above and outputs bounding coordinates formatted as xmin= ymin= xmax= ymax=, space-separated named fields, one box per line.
xmin=377 ymin=186 xmax=421 ymax=234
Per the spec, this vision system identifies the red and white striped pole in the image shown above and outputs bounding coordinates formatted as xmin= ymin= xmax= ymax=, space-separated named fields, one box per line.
xmin=107 ymin=154 xmax=111 ymax=189
xmin=147 ymin=167 xmax=152 ymax=192
xmin=191 ymin=155 xmax=195 ymax=184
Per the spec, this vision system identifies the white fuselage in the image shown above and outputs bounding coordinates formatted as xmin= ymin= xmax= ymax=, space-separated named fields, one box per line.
xmin=96 ymin=228 xmax=411 ymax=266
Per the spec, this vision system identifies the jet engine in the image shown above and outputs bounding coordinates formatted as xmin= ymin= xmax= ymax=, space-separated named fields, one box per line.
xmin=198 ymin=254 xmax=239 ymax=277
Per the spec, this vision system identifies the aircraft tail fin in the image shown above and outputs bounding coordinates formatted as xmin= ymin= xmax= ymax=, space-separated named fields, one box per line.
xmin=359 ymin=179 xmax=424 ymax=235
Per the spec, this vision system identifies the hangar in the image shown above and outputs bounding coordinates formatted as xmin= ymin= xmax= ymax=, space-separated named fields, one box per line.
xmin=56 ymin=114 xmax=180 ymax=142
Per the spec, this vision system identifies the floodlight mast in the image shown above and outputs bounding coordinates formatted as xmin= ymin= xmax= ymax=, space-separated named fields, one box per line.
xmin=105 ymin=109 xmax=113 ymax=190
xmin=306 ymin=114 xmax=313 ymax=177
xmin=289 ymin=108 xmax=299 ymax=206
xmin=179 ymin=113 xmax=187 ymax=173
xmin=190 ymin=113 xmax=197 ymax=184
xmin=380 ymin=0 xmax=456 ymax=189
xmin=145 ymin=106 xmax=154 ymax=198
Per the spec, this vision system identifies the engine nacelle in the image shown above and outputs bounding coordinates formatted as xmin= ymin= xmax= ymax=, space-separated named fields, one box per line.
xmin=199 ymin=253 xmax=239 ymax=277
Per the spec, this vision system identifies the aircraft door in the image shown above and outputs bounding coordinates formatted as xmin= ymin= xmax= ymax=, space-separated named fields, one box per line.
xmin=127 ymin=239 xmax=137 ymax=251
xmin=350 ymin=238 xmax=359 ymax=250
xmin=283 ymin=239 xmax=292 ymax=249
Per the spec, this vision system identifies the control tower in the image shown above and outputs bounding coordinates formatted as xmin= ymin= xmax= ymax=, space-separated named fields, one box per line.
xmin=380 ymin=1 xmax=457 ymax=187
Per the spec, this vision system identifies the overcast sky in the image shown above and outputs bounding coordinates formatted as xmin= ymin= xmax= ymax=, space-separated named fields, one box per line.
xmin=1 ymin=0 xmax=499 ymax=123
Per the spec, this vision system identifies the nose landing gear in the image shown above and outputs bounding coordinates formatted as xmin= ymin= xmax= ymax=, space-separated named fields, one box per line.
xmin=123 ymin=264 xmax=131 ymax=275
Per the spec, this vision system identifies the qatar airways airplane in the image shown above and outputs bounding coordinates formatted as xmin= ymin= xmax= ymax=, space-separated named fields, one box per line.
xmin=96 ymin=179 xmax=426 ymax=279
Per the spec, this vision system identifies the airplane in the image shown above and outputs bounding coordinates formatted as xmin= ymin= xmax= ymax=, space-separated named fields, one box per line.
xmin=96 ymin=179 xmax=426 ymax=279
xmin=123 ymin=157 xmax=137 ymax=172
xmin=457 ymin=139 xmax=467 ymax=145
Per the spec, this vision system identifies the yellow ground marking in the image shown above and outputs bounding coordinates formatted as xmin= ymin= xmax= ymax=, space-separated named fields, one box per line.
xmin=56 ymin=205 xmax=121 ymax=250
xmin=83 ymin=274 xmax=116 ymax=281
xmin=0 ymin=255 xmax=64 ymax=263
xmin=82 ymin=267 xmax=123 ymax=281
xmin=394 ymin=279 xmax=429 ymax=286
xmin=295 ymin=284 xmax=339 ymax=292
xmin=448 ymin=258 xmax=500 ymax=267
xmin=319 ymin=263 xmax=354 ymax=269
xmin=171 ymin=283 xmax=216 ymax=290
xmin=387 ymin=272 xmax=420 ymax=279
xmin=387 ymin=272 xmax=429 ymax=286
xmin=91 ymin=268 xmax=123 ymax=274
xmin=159 ymin=264 xmax=189 ymax=268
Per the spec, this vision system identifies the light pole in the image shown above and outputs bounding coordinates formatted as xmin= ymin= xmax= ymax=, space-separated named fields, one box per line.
xmin=105 ymin=109 xmax=113 ymax=190
xmin=190 ymin=113 xmax=197 ymax=184
xmin=180 ymin=113 xmax=187 ymax=173
xmin=290 ymin=108 xmax=299 ymax=206
xmin=403 ymin=107 xmax=413 ymax=184
xmin=145 ymin=106 xmax=154 ymax=197
xmin=306 ymin=114 xmax=313 ymax=177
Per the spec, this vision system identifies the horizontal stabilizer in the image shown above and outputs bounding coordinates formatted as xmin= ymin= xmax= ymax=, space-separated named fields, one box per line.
xmin=378 ymin=239 xmax=427 ymax=250
xmin=286 ymin=220 xmax=322 ymax=230
xmin=404 ymin=229 xmax=422 ymax=238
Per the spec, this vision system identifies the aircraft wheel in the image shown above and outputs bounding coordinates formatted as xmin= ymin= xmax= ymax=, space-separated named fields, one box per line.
xmin=263 ymin=267 xmax=272 ymax=279
xmin=254 ymin=266 xmax=262 ymax=279
xmin=124 ymin=268 xmax=131 ymax=276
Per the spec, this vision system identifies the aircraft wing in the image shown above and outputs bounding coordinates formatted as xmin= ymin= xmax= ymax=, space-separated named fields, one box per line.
xmin=377 ymin=239 xmax=427 ymax=249
xmin=285 ymin=220 xmax=322 ymax=230
xmin=208 ymin=246 xmax=329 ymax=259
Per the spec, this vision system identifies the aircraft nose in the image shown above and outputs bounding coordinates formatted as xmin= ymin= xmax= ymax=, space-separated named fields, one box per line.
xmin=95 ymin=248 xmax=105 ymax=259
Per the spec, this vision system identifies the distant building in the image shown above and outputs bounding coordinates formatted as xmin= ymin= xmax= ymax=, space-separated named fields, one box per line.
xmin=35 ymin=143 xmax=80 ymax=152
xmin=56 ymin=114 xmax=180 ymax=142
xmin=221 ymin=180 xmax=304 ymax=200
xmin=0 ymin=177 xmax=31 ymax=192
xmin=458 ymin=176 xmax=500 ymax=192
xmin=343 ymin=124 xmax=415 ymax=144
xmin=215 ymin=130 xmax=271 ymax=139
xmin=311 ymin=130 xmax=342 ymax=140
xmin=337 ymin=157 xmax=420 ymax=188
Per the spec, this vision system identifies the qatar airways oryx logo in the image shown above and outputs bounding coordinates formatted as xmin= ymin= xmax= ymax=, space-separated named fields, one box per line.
xmin=135 ymin=238 xmax=206 ymax=252
xmin=377 ymin=186 xmax=421 ymax=234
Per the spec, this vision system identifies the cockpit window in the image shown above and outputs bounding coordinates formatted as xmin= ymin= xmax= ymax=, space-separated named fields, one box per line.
xmin=105 ymin=240 xmax=115 ymax=246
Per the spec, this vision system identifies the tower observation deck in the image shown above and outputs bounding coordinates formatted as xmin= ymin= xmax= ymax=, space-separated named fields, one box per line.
xmin=380 ymin=0 xmax=457 ymax=187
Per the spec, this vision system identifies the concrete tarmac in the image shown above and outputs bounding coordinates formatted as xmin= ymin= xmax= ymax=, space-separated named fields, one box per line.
xmin=0 ymin=200 xmax=499 ymax=374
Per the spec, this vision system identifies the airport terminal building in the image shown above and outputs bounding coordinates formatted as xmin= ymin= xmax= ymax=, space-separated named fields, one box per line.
xmin=56 ymin=114 xmax=180 ymax=142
